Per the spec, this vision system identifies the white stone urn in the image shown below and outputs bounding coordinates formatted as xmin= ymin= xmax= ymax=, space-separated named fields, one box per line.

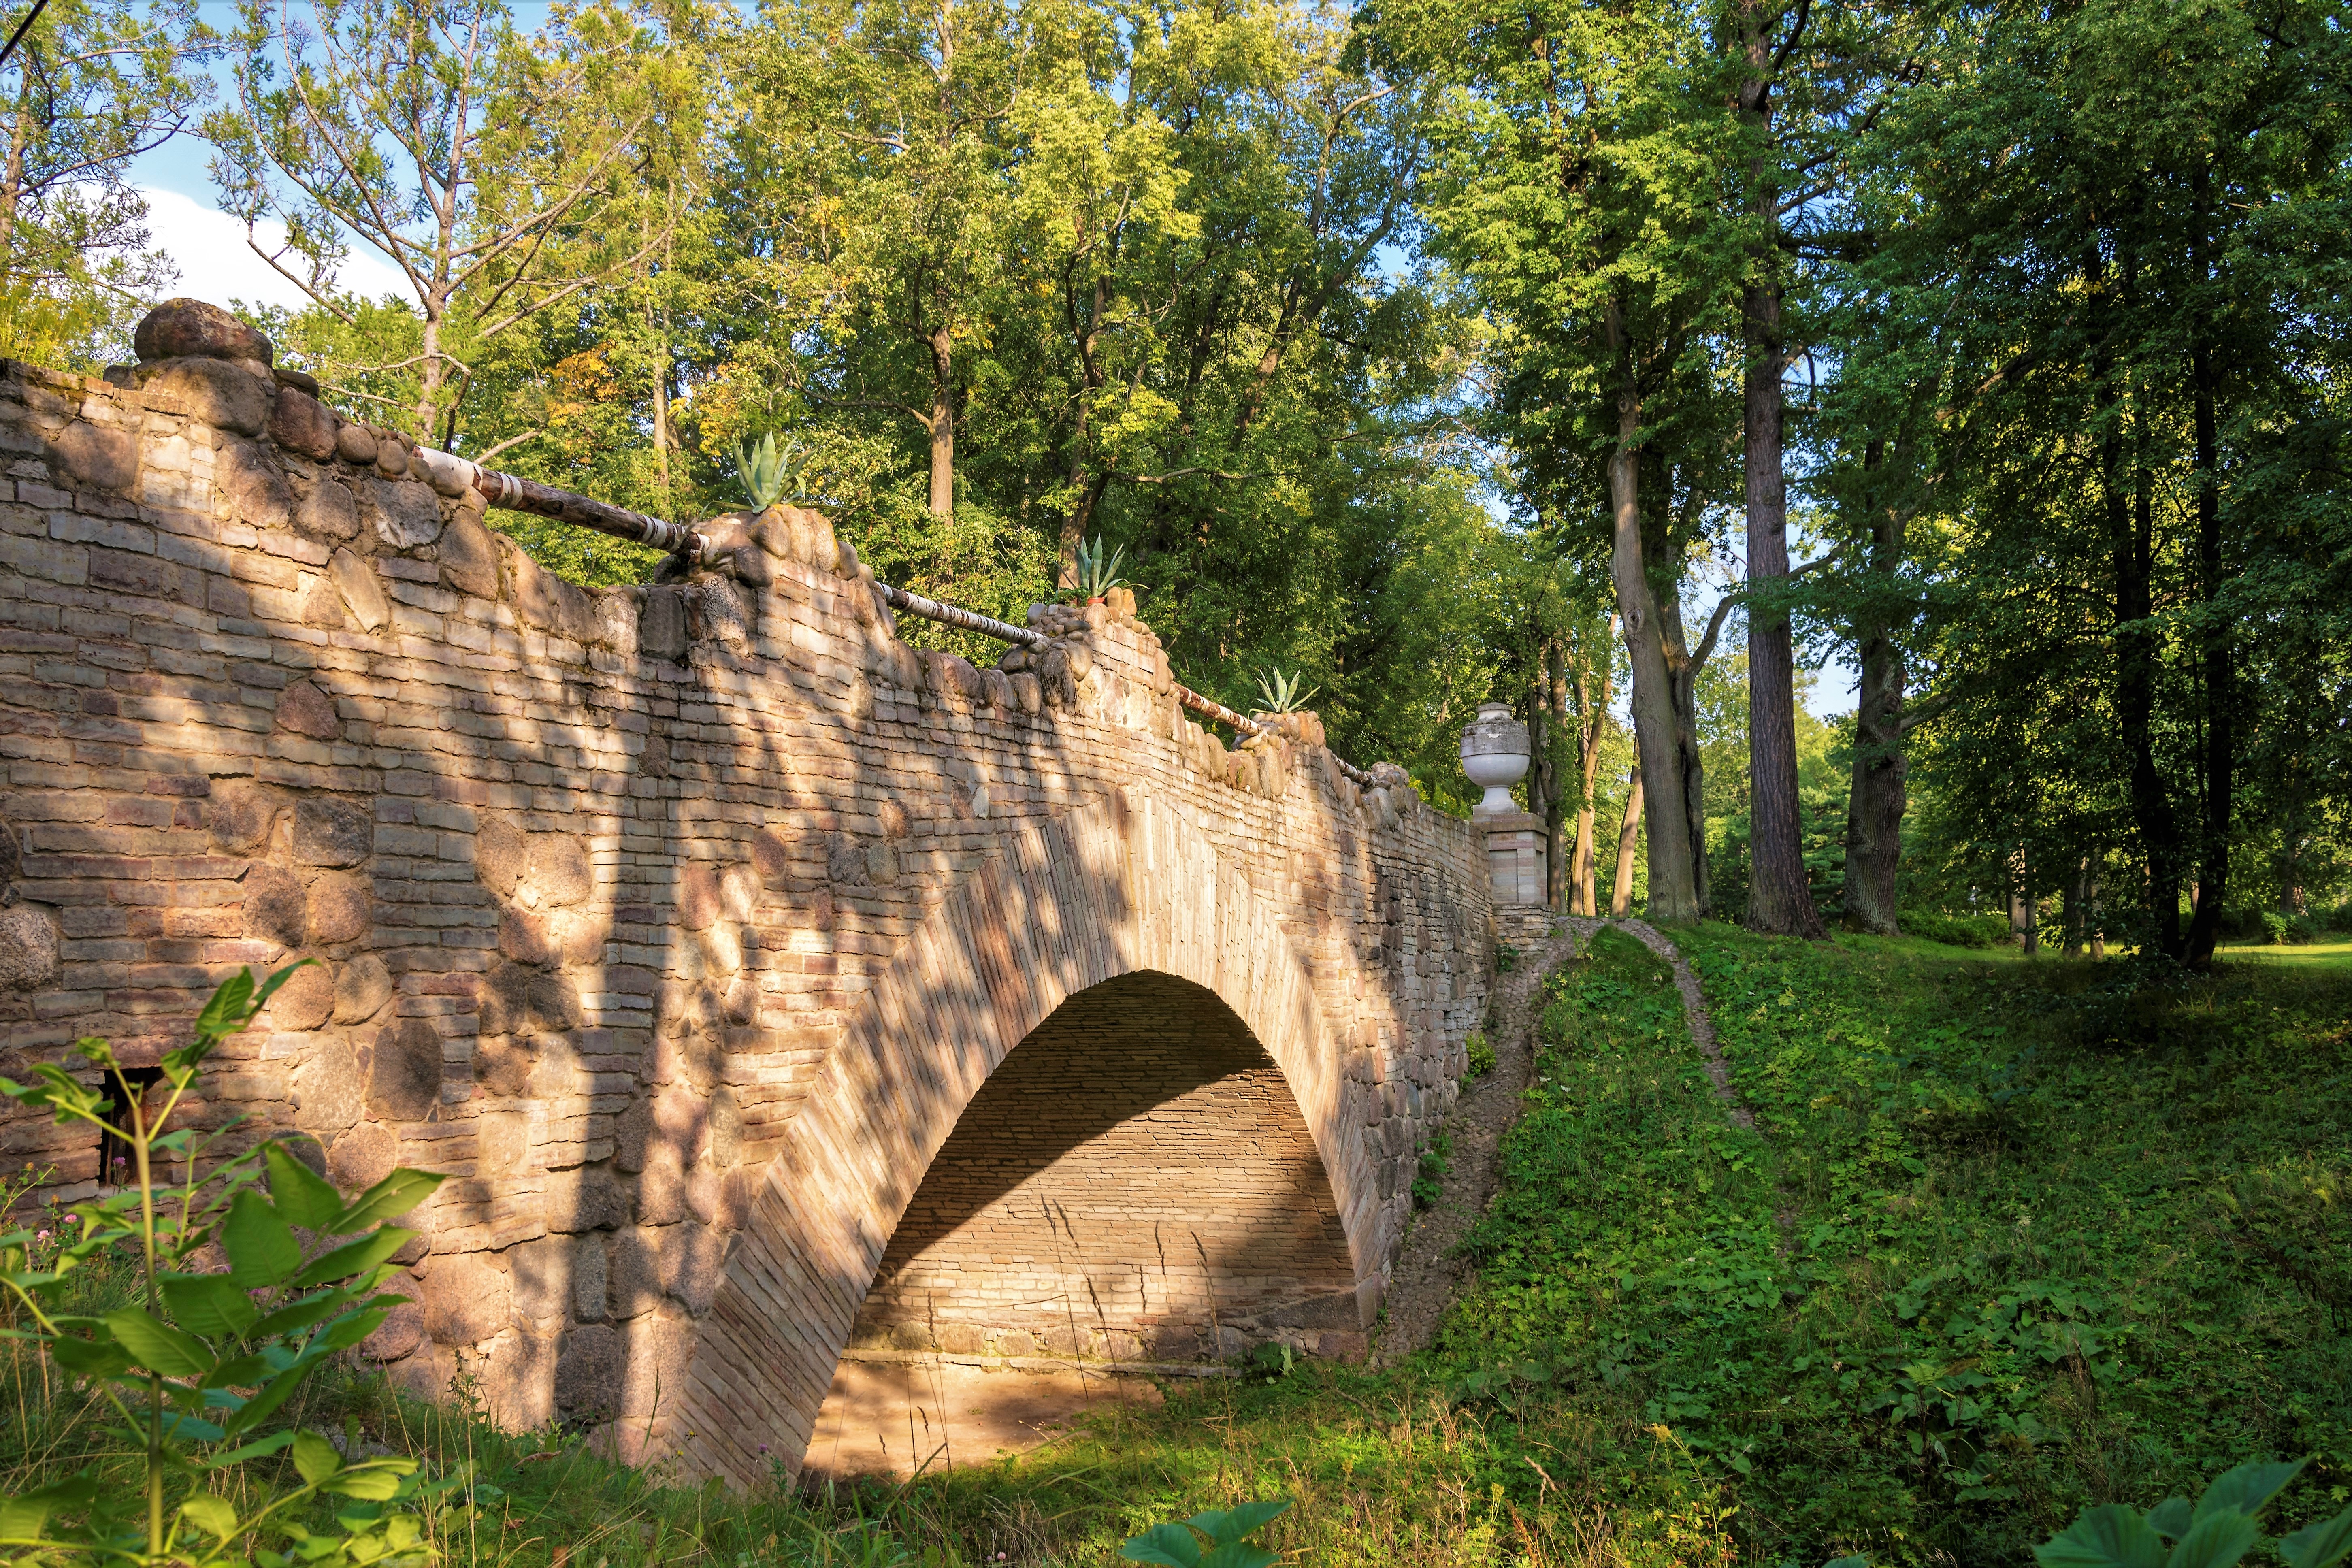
xmin=1459 ymin=702 xmax=1530 ymax=818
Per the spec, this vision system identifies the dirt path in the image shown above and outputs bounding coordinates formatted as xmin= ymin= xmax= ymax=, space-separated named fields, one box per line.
xmin=1614 ymin=918 xmax=1750 ymax=1129
xmin=1372 ymin=918 xmax=1603 ymax=1362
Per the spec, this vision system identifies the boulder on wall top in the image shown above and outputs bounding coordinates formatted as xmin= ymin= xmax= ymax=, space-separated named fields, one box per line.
xmin=133 ymin=298 xmax=275 ymax=368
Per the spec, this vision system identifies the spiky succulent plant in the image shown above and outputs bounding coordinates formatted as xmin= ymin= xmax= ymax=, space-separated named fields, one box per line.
xmin=1254 ymin=666 xmax=1319 ymax=714
xmin=1072 ymin=535 xmax=1131 ymax=598
xmin=733 ymin=432 xmax=807 ymax=510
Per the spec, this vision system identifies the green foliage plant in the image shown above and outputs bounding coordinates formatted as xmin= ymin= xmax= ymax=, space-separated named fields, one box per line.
xmin=0 ymin=963 xmax=462 ymax=1566
xmin=733 ymin=432 xmax=809 ymax=512
xmin=1251 ymin=667 xmax=1318 ymax=715
xmin=2034 ymin=1458 xmax=2352 ymax=1568
xmin=1466 ymin=1030 xmax=1496 ymax=1078
xmin=1121 ymin=1500 xmax=1291 ymax=1568
xmin=1072 ymin=535 xmax=1130 ymax=600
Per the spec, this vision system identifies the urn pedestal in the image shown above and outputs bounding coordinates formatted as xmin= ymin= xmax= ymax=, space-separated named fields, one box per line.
xmin=1460 ymin=702 xmax=1546 ymax=912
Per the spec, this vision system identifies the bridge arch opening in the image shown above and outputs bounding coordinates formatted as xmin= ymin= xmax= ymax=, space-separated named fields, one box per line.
xmin=803 ymin=968 xmax=1361 ymax=1472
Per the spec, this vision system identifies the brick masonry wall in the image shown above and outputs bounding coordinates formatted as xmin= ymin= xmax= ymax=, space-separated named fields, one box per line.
xmin=850 ymin=969 xmax=1358 ymax=1363
xmin=0 ymin=304 xmax=1493 ymax=1484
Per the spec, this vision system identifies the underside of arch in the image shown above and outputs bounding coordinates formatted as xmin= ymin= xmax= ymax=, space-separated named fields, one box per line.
xmin=669 ymin=789 xmax=1379 ymax=1485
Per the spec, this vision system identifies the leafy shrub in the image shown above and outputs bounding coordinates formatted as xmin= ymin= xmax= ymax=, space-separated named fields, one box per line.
xmin=2033 ymin=1458 xmax=2352 ymax=1568
xmin=1413 ymin=1131 xmax=1451 ymax=1208
xmin=1899 ymin=909 xmax=2010 ymax=948
xmin=1466 ymin=1030 xmax=1496 ymax=1078
xmin=1122 ymin=1500 xmax=1291 ymax=1568
xmin=0 ymin=964 xmax=470 ymax=1567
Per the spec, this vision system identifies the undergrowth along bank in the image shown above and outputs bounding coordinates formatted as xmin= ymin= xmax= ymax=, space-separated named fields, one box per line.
xmin=4 ymin=930 xmax=2345 ymax=1566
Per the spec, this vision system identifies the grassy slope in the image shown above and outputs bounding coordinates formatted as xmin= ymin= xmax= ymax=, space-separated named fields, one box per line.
xmin=6 ymin=931 xmax=2346 ymax=1566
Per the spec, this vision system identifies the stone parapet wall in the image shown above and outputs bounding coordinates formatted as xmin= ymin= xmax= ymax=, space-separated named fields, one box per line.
xmin=0 ymin=307 xmax=1491 ymax=1479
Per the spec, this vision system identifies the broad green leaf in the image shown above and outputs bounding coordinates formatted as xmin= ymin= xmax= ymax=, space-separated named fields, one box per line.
xmin=2150 ymin=1501 xmax=2194 ymax=1540
xmin=1122 ymin=1522 xmax=1205 ymax=1567
xmin=180 ymin=1494 xmax=239 ymax=1539
xmin=1197 ymin=1547 xmax=1278 ymax=1568
xmin=1197 ymin=1501 xmax=1289 ymax=1543
xmin=268 ymin=1143 xmax=344 ymax=1232
xmin=315 ymin=1305 xmax=390 ymax=1354
xmin=293 ymin=1229 xmax=411 ymax=1289
xmin=104 ymin=1307 xmax=212 ymax=1377
xmin=197 ymin=1430 xmax=298 ymax=1469
xmin=292 ymin=1430 xmax=343 ymax=1484
xmin=221 ymin=1352 xmax=326 ymax=1434
xmin=1825 ymin=1558 xmax=1870 ymax=1568
xmin=164 ymin=1273 xmax=260 ymax=1339
xmin=250 ymin=1289 xmax=352 ymax=1342
xmin=2283 ymin=1508 xmax=2352 ymax=1568
xmin=47 ymin=1333 xmax=134 ymax=1379
xmin=223 ymin=1189 xmax=302 ymax=1288
xmin=2169 ymin=1511 xmax=2260 ymax=1568
xmin=2196 ymin=1462 xmax=2305 ymax=1522
xmin=329 ymin=1170 xmax=444 ymax=1234
xmin=2037 ymin=1505 xmax=2167 ymax=1568
xmin=323 ymin=1466 xmax=406 ymax=1502
xmin=161 ymin=1411 xmax=228 ymax=1443
xmin=0 ymin=1474 xmax=96 ymax=1541
xmin=189 ymin=968 xmax=258 ymax=1046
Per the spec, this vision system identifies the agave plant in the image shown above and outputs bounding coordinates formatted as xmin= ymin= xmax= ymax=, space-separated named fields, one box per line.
xmin=733 ymin=432 xmax=807 ymax=511
xmin=1072 ymin=535 xmax=1132 ymax=599
xmin=1254 ymin=665 xmax=1319 ymax=714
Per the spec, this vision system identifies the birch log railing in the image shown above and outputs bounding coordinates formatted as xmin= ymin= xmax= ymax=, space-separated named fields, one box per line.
xmin=426 ymin=448 xmax=1381 ymax=788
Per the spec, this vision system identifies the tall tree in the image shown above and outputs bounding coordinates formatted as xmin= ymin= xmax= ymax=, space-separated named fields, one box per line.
xmin=0 ymin=0 xmax=212 ymax=365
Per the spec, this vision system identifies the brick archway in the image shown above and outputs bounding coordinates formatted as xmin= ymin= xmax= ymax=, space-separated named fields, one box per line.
xmin=668 ymin=787 xmax=1378 ymax=1484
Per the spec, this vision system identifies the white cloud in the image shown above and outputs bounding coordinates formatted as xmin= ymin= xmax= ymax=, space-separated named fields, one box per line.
xmin=136 ymin=185 xmax=413 ymax=316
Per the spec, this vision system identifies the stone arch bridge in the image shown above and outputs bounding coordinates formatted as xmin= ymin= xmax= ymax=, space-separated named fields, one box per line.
xmin=0 ymin=310 xmax=1495 ymax=1483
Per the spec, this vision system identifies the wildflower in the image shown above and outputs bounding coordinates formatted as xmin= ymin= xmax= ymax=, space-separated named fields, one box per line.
xmin=34 ymin=1230 xmax=47 ymax=1242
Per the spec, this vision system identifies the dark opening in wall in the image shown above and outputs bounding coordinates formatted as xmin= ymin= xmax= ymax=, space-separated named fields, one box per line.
xmin=96 ymin=1066 xmax=164 ymax=1186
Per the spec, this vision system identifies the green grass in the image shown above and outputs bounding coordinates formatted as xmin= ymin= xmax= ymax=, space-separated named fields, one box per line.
xmin=5 ymin=930 xmax=2347 ymax=1566
xmin=2217 ymin=940 xmax=2352 ymax=969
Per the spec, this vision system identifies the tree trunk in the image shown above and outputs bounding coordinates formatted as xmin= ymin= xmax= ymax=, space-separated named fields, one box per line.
xmin=1735 ymin=2 xmax=1818 ymax=938
xmin=1570 ymin=633 xmax=1613 ymax=916
xmin=1612 ymin=426 xmax=1698 ymax=921
xmin=2105 ymin=248 xmax=2183 ymax=960
xmin=928 ymin=318 xmax=954 ymax=520
xmin=1611 ymin=761 xmax=1644 ymax=918
xmin=1543 ymin=638 xmax=1572 ymax=909
xmin=2184 ymin=215 xmax=2230 ymax=969
xmin=2009 ymin=847 xmax=2038 ymax=955
xmin=1843 ymin=447 xmax=1909 ymax=936
xmin=1663 ymin=595 xmax=1711 ymax=918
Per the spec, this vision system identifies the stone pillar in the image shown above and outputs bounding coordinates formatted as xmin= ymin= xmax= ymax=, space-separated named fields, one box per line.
xmin=1461 ymin=703 xmax=1546 ymax=917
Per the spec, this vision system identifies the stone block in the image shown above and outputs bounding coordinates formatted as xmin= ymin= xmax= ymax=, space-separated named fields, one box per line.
xmin=609 ymin=1227 xmax=663 ymax=1319
xmin=639 ymin=588 xmax=687 ymax=659
xmin=369 ymin=1018 xmax=442 ymax=1121
xmin=136 ymin=298 xmax=274 ymax=364
xmin=478 ymin=963 xmax=580 ymax=1035
xmin=268 ymin=387 xmax=338 ymax=460
xmin=439 ymin=505 xmax=499 ymax=598
xmin=688 ymin=579 xmax=748 ymax=650
xmin=48 ymin=426 xmax=137 ymax=492
xmin=359 ymin=1297 xmax=426 ymax=1363
xmin=305 ymin=873 xmax=369 ymax=945
xmin=328 ymin=548 xmax=389 ymax=632
xmin=335 ymin=423 xmax=377 ymax=465
xmin=295 ymin=475 xmax=359 ymax=542
xmin=475 ymin=818 xmax=526 ymax=898
xmin=242 ymin=864 xmax=307 ymax=949
xmin=327 ymin=1122 xmax=396 ymax=1190
xmin=207 ymin=781 xmax=280 ymax=853
xmin=0 ymin=905 xmax=58 ymax=991
xmin=420 ymin=1251 xmax=509 ymax=1346
xmin=370 ymin=478 xmax=442 ymax=549
xmin=273 ymin=679 xmax=340 ymax=740
xmin=619 ymin=1310 xmax=695 ymax=1421
xmin=293 ymin=796 xmax=373 ymax=867
xmin=333 ymin=952 xmax=392 ymax=1023
xmin=554 ymin=1322 xmax=619 ymax=1416
xmin=678 ymin=862 xmax=722 ymax=931
xmin=218 ymin=441 xmax=292 ymax=529
xmin=750 ymin=827 xmax=794 ymax=887
xmin=510 ymin=544 xmax=593 ymax=641
xmin=269 ymin=961 xmax=335 ymax=1030
xmin=707 ymin=1086 xmax=741 ymax=1168
xmin=525 ymin=833 xmax=591 ymax=908
xmin=473 ymin=1037 xmax=532 ymax=1097
xmin=511 ymin=1234 xmax=571 ymax=1323
xmin=572 ymin=1233 xmax=610 ymax=1320
xmin=144 ymin=357 xmax=269 ymax=436
xmin=496 ymin=906 xmax=555 ymax=965
xmin=666 ymin=1223 xmax=723 ymax=1316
